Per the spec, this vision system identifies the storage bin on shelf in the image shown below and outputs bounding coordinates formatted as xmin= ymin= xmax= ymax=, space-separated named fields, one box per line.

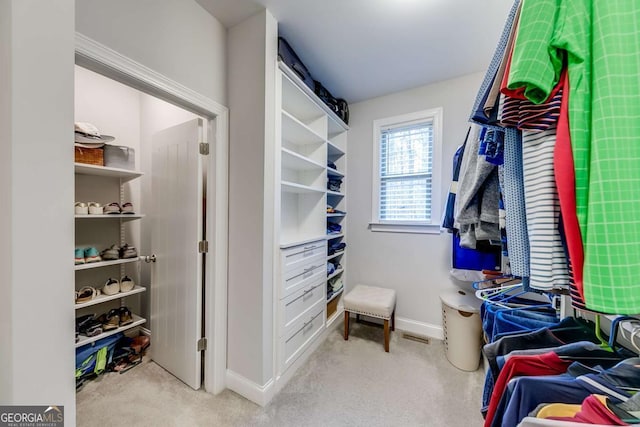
xmin=440 ymin=288 xmax=483 ymax=371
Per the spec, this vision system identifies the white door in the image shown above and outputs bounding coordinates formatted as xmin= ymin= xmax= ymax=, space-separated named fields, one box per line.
xmin=151 ymin=118 xmax=205 ymax=390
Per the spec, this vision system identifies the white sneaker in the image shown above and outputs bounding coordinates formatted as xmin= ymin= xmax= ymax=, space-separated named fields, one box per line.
xmin=75 ymin=202 xmax=88 ymax=215
xmin=88 ymin=202 xmax=104 ymax=215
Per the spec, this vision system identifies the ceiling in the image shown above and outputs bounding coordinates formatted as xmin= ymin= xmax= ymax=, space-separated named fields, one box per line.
xmin=196 ymin=0 xmax=513 ymax=103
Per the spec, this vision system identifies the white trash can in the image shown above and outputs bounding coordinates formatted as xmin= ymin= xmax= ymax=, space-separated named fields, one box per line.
xmin=440 ymin=288 xmax=483 ymax=371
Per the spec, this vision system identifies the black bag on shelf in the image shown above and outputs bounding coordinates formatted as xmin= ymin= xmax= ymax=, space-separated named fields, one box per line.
xmin=335 ymin=98 xmax=349 ymax=125
xmin=278 ymin=37 xmax=314 ymax=90
xmin=313 ymin=80 xmax=339 ymax=113
xmin=314 ymin=81 xmax=349 ymax=125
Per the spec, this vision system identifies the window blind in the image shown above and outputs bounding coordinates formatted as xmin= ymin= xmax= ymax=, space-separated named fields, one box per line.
xmin=379 ymin=121 xmax=433 ymax=222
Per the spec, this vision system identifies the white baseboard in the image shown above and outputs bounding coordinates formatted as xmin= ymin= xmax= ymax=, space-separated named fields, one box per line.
xmin=225 ymin=370 xmax=274 ymax=407
xmin=395 ymin=317 xmax=443 ymax=341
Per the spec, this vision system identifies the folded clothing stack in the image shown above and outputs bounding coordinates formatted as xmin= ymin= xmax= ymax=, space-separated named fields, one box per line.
xmin=327 ymin=223 xmax=342 ymax=235
xmin=328 ymin=241 xmax=346 ymax=255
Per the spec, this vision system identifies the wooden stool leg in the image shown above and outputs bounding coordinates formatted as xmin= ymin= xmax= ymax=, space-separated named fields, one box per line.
xmin=384 ymin=319 xmax=390 ymax=352
xmin=344 ymin=311 xmax=350 ymax=340
xmin=391 ymin=310 xmax=395 ymax=331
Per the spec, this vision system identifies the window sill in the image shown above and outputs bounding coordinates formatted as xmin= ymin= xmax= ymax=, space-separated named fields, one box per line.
xmin=368 ymin=222 xmax=442 ymax=235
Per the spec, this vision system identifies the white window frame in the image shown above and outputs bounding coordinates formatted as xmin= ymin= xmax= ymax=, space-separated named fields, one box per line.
xmin=370 ymin=108 xmax=443 ymax=234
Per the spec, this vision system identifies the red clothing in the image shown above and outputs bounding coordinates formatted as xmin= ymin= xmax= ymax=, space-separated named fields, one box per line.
xmin=554 ymin=72 xmax=586 ymax=305
xmin=548 ymin=394 xmax=630 ymax=425
xmin=484 ymin=352 xmax=572 ymax=427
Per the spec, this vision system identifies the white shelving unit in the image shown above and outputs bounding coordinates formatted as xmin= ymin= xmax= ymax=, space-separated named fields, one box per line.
xmin=74 ymin=163 xmax=147 ymax=348
xmin=277 ymin=59 xmax=348 ymax=373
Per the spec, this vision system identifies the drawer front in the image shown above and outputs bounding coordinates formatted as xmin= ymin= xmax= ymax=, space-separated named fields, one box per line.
xmin=281 ymin=240 xmax=327 ymax=274
xmin=281 ymin=280 xmax=325 ymax=336
xmin=282 ymin=257 xmax=326 ymax=298
xmin=282 ymin=301 xmax=325 ymax=370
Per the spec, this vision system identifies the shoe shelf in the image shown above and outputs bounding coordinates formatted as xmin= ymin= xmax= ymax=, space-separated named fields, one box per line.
xmin=75 ymin=214 xmax=145 ymax=221
xmin=75 ymin=314 xmax=146 ymax=348
xmin=74 ymin=163 xmax=143 ymax=181
xmin=327 ymin=268 xmax=344 ymax=281
xmin=327 ymin=213 xmax=346 ymax=218
xmin=74 ymin=285 xmax=147 ymax=310
xmin=326 ymin=190 xmax=345 ymax=197
xmin=75 ymin=258 xmax=139 ymax=271
xmin=282 ymin=148 xmax=325 ymax=172
xmin=326 ymin=233 xmax=344 ymax=240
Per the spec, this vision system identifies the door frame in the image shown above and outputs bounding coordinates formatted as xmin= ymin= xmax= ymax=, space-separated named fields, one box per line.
xmin=75 ymin=32 xmax=228 ymax=394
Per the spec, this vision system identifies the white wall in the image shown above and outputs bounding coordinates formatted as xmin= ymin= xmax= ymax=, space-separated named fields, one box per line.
xmin=76 ymin=0 xmax=227 ymax=106
xmin=347 ymin=72 xmax=484 ymax=335
xmin=227 ymin=9 xmax=277 ymax=390
xmin=0 ymin=0 xmax=76 ymax=423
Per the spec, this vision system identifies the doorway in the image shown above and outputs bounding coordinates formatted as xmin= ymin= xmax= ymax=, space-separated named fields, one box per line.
xmin=75 ymin=34 xmax=228 ymax=394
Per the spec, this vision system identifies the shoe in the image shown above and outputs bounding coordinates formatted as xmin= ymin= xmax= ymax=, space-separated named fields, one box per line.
xmin=74 ymin=248 xmax=86 ymax=265
xmin=75 ymin=286 xmax=98 ymax=304
xmin=100 ymin=244 xmax=120 ymax=261
xmin=102 ymin=278 xmax=120 ymax=296
xmin=76 ymin=314 xmax=103 ymax=337
xmin=121 ymin=202 xmax=135 ymax=215
xmin=120 ymin=244 xmax=138 ymax=259
xmin=119 ymin=306 xmax=133 ymax=327
xmin=84 ymin=247 xmax=101 ymax=263
xmin=75 ymin=202 xmax=88 ymax=215
xmin=104 ymin=202 xmax=121 ymax=214
xmin=98 ymin=309 xmax=120 ymax=331
xmin=88 ymin=202 xmax=104 ymax=215
xmin=120 ymin=275 xmax=135 ymax=292
xmin=130 ymin=335 xmax=150 ymax=354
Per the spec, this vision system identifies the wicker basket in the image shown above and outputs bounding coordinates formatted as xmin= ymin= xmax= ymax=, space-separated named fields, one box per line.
xmin=74 ymin=146 xmax=104 ymax=166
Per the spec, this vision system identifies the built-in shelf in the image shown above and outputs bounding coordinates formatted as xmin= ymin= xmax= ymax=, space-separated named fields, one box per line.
xmin=75 ymin=314 xmax=146 ymax=348
xmin=75 ymin=258 xmax=139 ymax=271
xmin=327 ymin=167 xmax=344 ymax=178
xmin=282 ymin=110 xmax=326 ymax=145
xmin=280 ymin=61 xmax=349 ymax=132
xmin=281 ymin=181 xmax=325 ymax=194
xmin=74 ymin=163 xmax=143 ymax=181
xmin=75 ymin=286 xmax=146 ymax=310
xmin=327 ymin=213 xmax=346 ymax=218
xmin=327 ymin=287 xmax=344 ymax=303
xmin=327 ymin=268 xmax=344 ymax=281
xmin=327 ymin=252 xmax=344 ymax=262
xmin=280 ymin=235 xmax=328 ymax=249
xmin=327 ymin=141 xmax=345 ymax=158
xmin=281 ymin=148 xmax=325 ymax=171
xmin=326 ymin=233 xmax=344 ymax=240
xmin=75 ymin=214 xmax=144 ymax=220
xmin=327 ymin=190 xmax=345 ymax=197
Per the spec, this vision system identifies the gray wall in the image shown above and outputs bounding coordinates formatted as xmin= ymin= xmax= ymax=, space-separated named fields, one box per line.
xmin=0 ymin=0 xmax=76 ymax=423
xmin=347 ymin=72 xmax=484 ymax=335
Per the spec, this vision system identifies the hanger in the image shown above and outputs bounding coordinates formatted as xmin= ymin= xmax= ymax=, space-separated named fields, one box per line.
xmin=472 ymin=276 xmax=521 ymax=291
xmin=594 ymin=315 xmax=613 ymax=351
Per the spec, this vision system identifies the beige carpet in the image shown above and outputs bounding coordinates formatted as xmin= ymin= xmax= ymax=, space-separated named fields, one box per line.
xmin=77 ymin=322 xmax=485 ymax=426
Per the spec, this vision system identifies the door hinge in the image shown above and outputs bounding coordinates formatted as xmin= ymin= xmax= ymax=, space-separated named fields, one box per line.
xmin=198 ymin=240 xmax=209 ymax=253
xmin=197 ymin=337 xmax=207 ymax=352
xmin=199 ymin=142 xmax=209 ymax=155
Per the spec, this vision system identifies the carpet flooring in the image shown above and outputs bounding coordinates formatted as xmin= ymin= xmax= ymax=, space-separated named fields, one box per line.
xmin=77 ymin=321 xmax=485 ymax=426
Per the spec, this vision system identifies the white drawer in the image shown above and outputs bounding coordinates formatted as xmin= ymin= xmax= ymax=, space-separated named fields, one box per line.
xmin=281 ymin=280 xmax=325 ymax=337
xmin=281 ymin=301 xmax=325 ymax=370
xmin=282 ymin=256 xmax=326 ymax=298
xmin=281 ymin=240 xmax=327 ymax=274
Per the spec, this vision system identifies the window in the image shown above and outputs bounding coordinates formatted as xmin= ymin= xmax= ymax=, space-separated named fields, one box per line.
xmin=371 ymin=108 xmax=442 ymax=234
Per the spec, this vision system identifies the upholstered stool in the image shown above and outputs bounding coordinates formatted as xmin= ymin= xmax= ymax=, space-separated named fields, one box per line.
xmin=343 ymin=284 xmax=396 ymax=352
